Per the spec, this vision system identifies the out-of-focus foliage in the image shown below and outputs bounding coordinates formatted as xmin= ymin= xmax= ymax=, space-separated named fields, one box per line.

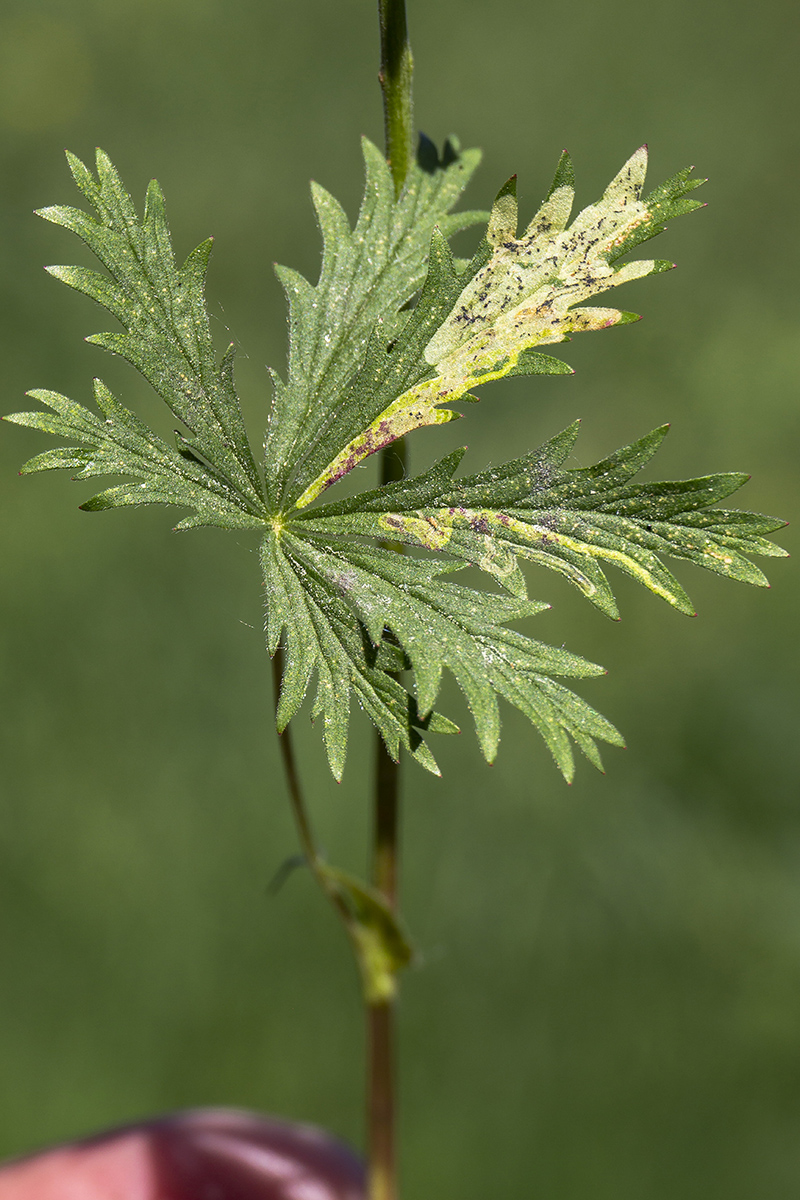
xmin=0 ymin=1 xmax=797 ymax=1199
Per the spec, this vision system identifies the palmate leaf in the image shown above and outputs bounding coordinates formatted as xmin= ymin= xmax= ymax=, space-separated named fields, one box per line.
xmin=10 ymin=143 xmax=785 ymax=785
xmin=262 ymin=529 xmax=623 ymax=782
xmin=292 ymin=146 xmax=705 ymax=508
xmin=265 ymin=135 xmax=488 ymax=509
xmin=297 ymin=424 xmax=788 ymax=619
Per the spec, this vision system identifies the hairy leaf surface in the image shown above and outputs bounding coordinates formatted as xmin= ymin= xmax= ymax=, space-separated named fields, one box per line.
xmin=263 ymin=530 xmax=623 ymax=781
xmin=265 ymin=136 xmax=487 ymax=508
xmin=7 ymin=384 xmax=266 ymax=530
xmin=35 ymin=149 xmax=266 ymax=516
xmin=299 ymin=425 xmax=787 ymax=619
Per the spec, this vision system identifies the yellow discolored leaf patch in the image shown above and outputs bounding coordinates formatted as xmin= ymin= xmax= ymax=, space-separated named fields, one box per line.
xmin=296 ymin=147 xmax=694 ymax=509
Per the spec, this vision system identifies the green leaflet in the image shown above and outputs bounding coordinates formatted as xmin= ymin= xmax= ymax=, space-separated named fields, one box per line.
xmin=265 ymin=135 xmax=488 ymax=509
xmin=261 ymin=532 xmax=460 ymax=780
xmin=298 ymin=425 xmax=787 ymax=619
xmin=283 ymin=227 xmax=498 ymax=509
xmin=294 ymin=147 xmax=704 ymax=507
xmin=36 ymin=149 xmax=266 ymax=516
xmin=263 ymin=530 xmax=623 ymax=782
xmin=7 ymin=383 xmax=266 ymax=530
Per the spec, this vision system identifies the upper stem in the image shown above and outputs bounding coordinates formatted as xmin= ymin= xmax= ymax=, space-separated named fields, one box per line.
xmin=372 ymin=433 xmax=407 ymax=912
xmin=378 ymin=0 xmax=415 ymax=197
xmin=373 ymin=731 xmax=402 ymax=908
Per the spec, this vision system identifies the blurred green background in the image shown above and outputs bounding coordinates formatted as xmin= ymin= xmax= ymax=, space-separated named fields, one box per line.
xmin=0 ymin=0 xmax=798 ymax=1195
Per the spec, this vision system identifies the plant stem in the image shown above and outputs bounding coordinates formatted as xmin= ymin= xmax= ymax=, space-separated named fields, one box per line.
xmin=373 ymin=437 xmax=407 ymax=905
xmin=378 ymin=0 xmax=414 ymax=198
xmin=372 ymin=4 xmax=413 ymax=1193
xmin=273 ymin=638 xmax=405 ymax=1200
xmin=273 ymin=642 xmax=403 ymax=1200
xmin=270 ymin=648 xmax=354 ymax=933
xmin=373 ymin=709 xmax=402 ymax=910
xmin=368 ymin=431 xmax=405 ymax=1196
xmin=366 ymin=1000 xmax=396 ymax=1200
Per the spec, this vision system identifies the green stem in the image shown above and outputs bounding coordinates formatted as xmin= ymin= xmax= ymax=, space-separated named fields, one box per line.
xmin=366 ymin=1000 xmax=396 ymax=1200
xmin=378 ymin=0 xmax=414 ymax=198
xmin=373 ymin=6 xmax=413 ymax=1198
xmin=368 ymin=631 xmax=404 ymax=1200
xmin=272 ymin=644 xmax=405 ymax=1200
xmin=271 ymin=648 xmax=354 ymax=934
xmin=372 ymin=438 xmax=407 ymax=921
